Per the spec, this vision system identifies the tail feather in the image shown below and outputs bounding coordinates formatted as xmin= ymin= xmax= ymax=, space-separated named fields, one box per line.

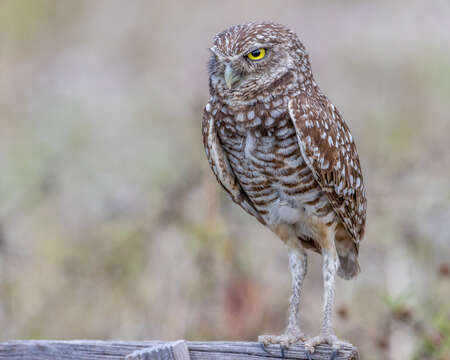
xmin=297 ymin=228 xmax=361 ymax=279
xmin=337 ymin=251 xmax=360 ymax=279
xmin=335 ymin=224 xmax=360 ymax=280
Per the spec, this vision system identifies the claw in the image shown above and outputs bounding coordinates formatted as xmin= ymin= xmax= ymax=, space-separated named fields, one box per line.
xmin=259 ymin=342 xmax=289 ymax=358
xmin=259 ymin=342 xmax=273 ymax=356
xmin=280 ymin=345 xmax=286 ymax=358
xmin=330 ymin=348 xmax=338 ymax=360
xmin=305 ymin=334 xmax=350 ymax=359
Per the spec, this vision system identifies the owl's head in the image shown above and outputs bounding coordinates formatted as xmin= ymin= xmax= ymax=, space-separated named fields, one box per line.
xmin=208 ymin=22 xmax=309 ymax=97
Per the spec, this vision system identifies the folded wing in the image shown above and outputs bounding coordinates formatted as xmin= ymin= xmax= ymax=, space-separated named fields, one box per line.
xmin=288 ymin=93 xmax=367 ymax=243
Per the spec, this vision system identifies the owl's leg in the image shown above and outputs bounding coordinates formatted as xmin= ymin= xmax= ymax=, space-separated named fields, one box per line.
xmin=286 ymin=246 xmax=308 ymax=338
xmin=258 ymin=247 xmax=307 ymax=349
xmin=259 ymin=225 xmax=307 ymax=349
xmin=304 ymin=230 xmax=350 ymax=358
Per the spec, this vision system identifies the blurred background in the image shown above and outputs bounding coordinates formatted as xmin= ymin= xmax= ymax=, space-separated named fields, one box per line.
xmin=0 ymin=1 xmax=449 ymax=359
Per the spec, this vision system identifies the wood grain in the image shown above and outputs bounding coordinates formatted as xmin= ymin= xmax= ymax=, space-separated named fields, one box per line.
xmin=126 ymin=340 xmax=190 ymax=360
xmin=0 ymin=340 xmax=359 ymax=359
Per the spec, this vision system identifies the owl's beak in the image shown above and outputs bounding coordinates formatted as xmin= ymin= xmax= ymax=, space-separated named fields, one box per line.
xmin=224 ymin=63 xmax=240 ymax=89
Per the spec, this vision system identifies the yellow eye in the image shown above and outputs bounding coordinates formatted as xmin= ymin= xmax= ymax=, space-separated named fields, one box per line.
xmin=247 ymin=48 xmax=266 ymax=61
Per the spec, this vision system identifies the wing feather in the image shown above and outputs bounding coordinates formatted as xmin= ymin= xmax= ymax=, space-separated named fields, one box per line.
xmin=288 ymin=93 xmax=366 ymax=242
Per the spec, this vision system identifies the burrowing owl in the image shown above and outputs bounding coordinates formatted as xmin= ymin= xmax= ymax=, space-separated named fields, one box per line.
xmin=202 ymin=22 xmax=366 ymax=357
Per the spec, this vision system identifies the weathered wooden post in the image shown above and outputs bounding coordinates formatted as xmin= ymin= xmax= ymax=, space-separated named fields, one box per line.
xmin=0 ymin=340 xmax=359 ymax=359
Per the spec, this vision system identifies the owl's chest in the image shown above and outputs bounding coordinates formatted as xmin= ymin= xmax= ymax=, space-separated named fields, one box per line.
xmin=213 ymin=99 xmax=325 ymax=228
xmin=216 ymin=94 xmax=290 ymax=134
xmin=216 ymin=105 xmax=305 ymax=182
xmin=214 ymin=93 xmax=311 ymax=183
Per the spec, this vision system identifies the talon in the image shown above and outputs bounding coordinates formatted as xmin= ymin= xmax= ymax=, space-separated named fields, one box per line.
xmin=330 ymin=348 xmax=338 ymax=360
xmin=305 ymin=333 xmax=351 ymax=359
xmin=280 ymin=345 xmax=286 ymax=358
xmin=259 ymin=342 xmax=273 ymax=356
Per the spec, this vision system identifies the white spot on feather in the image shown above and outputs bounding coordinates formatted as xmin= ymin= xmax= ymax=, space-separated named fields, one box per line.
xmin=253 ymin=117 xmax=262 ymax=126
xmin=265 ymin=117 xmax=275 ymax=126
xmin=272 ymin=99 xmax=282 ymax=107
xmin=328 ymin=136 xmax=334 ymax=147
xmin=236 ymin=112 xmax=244 ymax=122
xmin=270 ymin=109 xmax=282 ymax=118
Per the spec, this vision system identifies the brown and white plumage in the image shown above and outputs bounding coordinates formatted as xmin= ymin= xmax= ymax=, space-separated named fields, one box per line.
xmin=289 ymin=94 xmax=366 ymax=242
xmin=202 ymin=22 xmax=366 ymax=355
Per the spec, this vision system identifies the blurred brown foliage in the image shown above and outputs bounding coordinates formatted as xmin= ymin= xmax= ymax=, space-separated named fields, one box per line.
xmin=0 ymin=1 xmax=449 ymax=359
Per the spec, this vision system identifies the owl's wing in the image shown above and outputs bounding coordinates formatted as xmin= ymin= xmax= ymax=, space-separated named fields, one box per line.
xmin=288 ymin=93 xmax=366 ymax=242
xmin=202 ymin=107 xmax=266 ymax=226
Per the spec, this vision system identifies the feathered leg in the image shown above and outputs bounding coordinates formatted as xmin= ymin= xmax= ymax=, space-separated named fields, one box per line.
xmin=305 ymin=231 xmax=350 ymax=358
xmin=259 ymin=239 xmax=307 ymax=348
xmin=286 ymin=247 xmax=308 ymax=338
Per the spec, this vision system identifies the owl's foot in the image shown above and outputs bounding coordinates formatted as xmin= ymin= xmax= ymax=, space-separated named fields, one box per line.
xmin=304 ymin=333 xmax=351 ymax=360
xmin=259 ymin=327 xmax=306 ymax=347
xmin=258 ymin=327 xmax=306 ymax=357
